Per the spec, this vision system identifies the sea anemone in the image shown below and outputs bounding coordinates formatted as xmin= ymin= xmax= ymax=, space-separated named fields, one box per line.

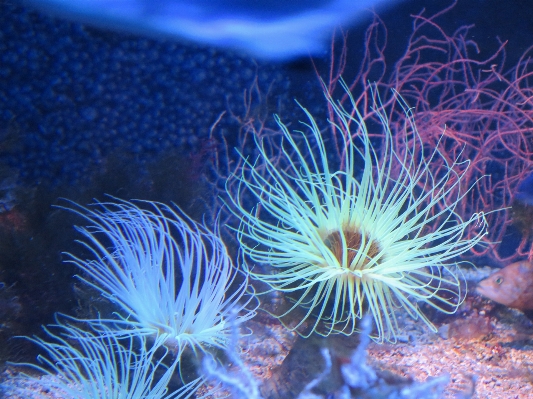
xmin=63 ymin=199 xmax=255 ymax=357
xmin=228 ymin=82 xmax=487 ymax=342
xmin=17 ymin=321 xmax=200 ymax=399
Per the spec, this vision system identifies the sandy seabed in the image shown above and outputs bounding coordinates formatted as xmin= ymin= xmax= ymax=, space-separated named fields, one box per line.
xmin=3 ymin=267 xmax=533 ymax=399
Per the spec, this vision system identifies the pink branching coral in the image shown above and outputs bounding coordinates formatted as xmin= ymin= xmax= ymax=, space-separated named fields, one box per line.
xmin=322 ymin=3 xmax=533 ymax=263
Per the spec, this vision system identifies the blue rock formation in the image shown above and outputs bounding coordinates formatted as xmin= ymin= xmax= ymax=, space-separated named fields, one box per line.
xmin=0 ymin=3 xmax=293 ymax=186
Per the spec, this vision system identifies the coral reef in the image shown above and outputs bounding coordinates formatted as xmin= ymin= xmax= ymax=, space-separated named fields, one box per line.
xmin=3 ymin=2 xmax=533 ymax=398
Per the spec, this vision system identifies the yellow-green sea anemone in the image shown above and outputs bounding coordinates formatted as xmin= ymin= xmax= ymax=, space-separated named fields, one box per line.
xmin=228 ymin=82 xmax=487 ymax=342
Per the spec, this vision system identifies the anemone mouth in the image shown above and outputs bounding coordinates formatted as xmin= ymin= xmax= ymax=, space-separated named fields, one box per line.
xmin=323 ymin=229 xmax=383 ymax=272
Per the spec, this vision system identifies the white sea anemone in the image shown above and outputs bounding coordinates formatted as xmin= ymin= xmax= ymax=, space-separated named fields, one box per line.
xmin=228 ymin=82 xmax=487 ymax=342
xmin=63 ymin=199 xmax=255 ymax=357
xmin=18 ymin=321 xmax=200 ymax=399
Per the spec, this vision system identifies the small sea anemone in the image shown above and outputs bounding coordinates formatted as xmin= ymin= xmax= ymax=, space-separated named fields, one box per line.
xmin=63 ymin=198 xmax=255 ymax=357
xmin=16 ymin=321 xmax=200 ymax=399
xmin=228 ymin=82 xmax=487 ymax=342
